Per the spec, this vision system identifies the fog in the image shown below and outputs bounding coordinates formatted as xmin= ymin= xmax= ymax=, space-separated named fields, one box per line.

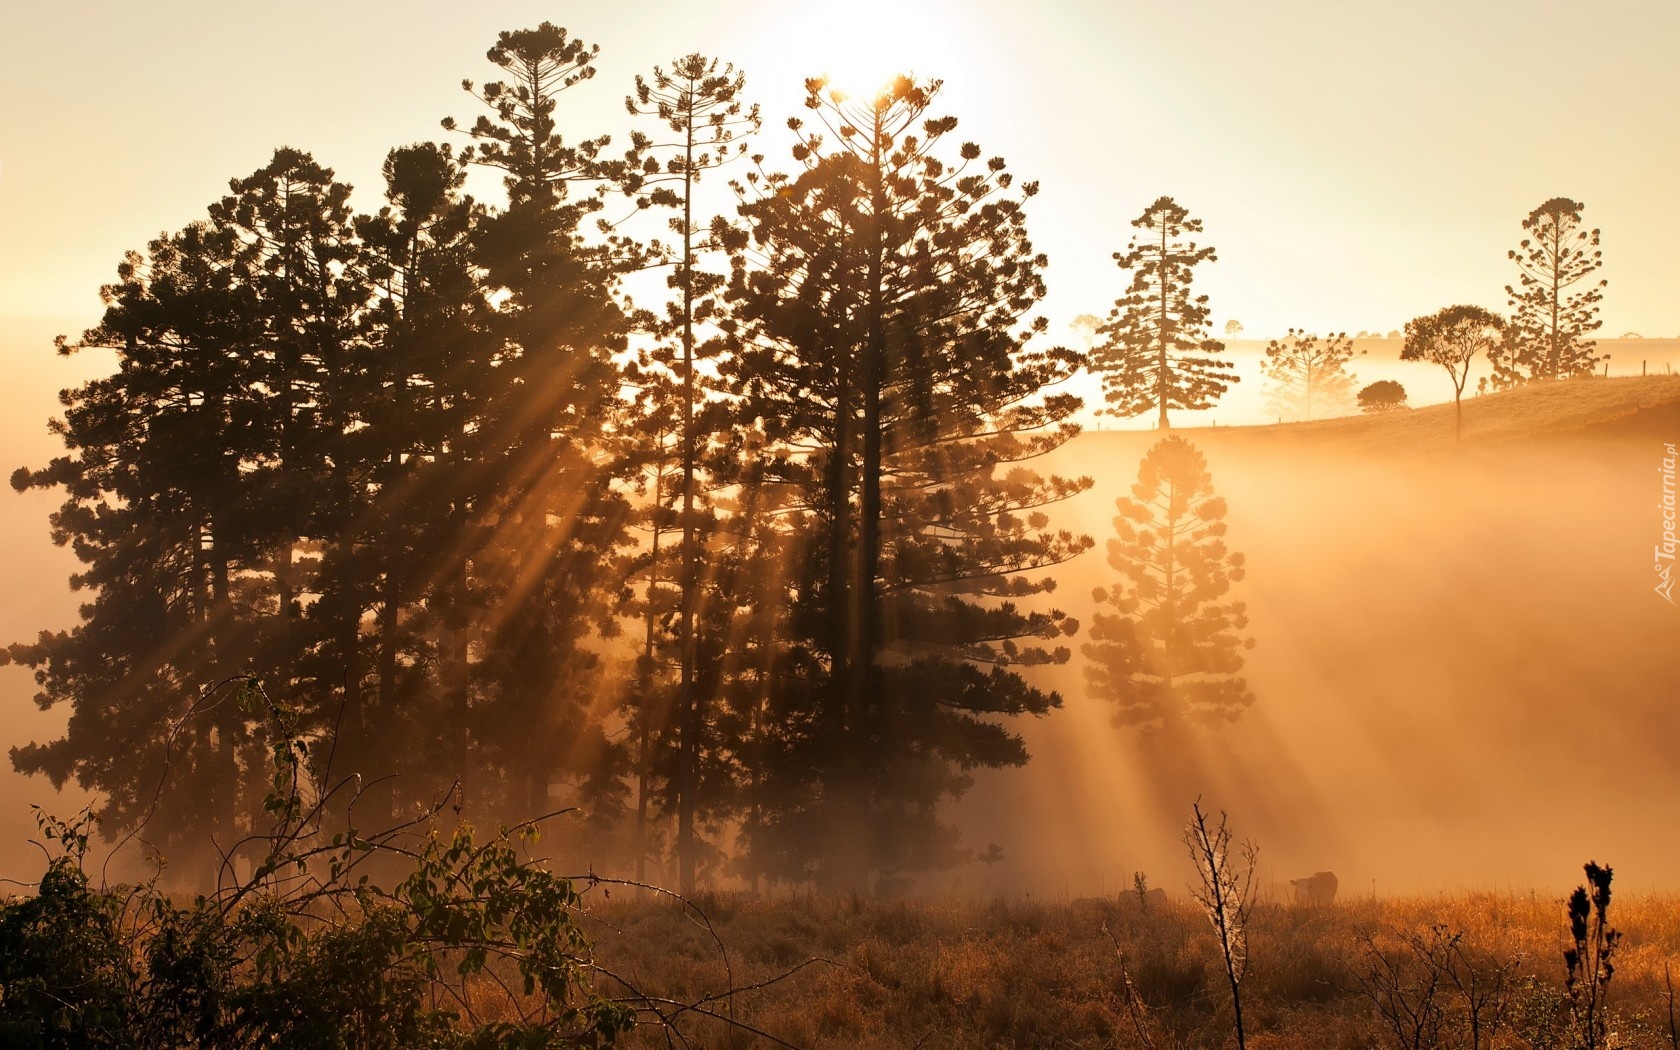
xmin=2 ymin=326 xmax=1678 ymax=895
xmin=957 ymin=388 xmax=1680 ymax=898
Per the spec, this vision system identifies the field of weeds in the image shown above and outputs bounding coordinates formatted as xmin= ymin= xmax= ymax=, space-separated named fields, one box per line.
xmin=581 ymin=888 xmax=1680 ymax=1049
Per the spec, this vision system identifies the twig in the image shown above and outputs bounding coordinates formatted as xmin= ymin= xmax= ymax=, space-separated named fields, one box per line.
xmin=1103 ymin=922 xmax=1157 ymax=1050
xmin=1666 ymin=960 xmax=1679 ymax=1050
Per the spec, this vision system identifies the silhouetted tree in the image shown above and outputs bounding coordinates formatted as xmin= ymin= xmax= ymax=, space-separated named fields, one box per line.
xmin=1091 ymin=197 xmax=1236 ymax=429
xmin=1402 ymin=305 xmax=1504 ymax=441
xmin=623 ymin=53 xmax=760 ymax=893
xmin=1084 ymin=435 xmax=1253 ymax=730
xmin=1357 ymin=380 xmax=1409 ymax=413
xmin=444 ymin=23 xmax=636 ymax=822
xmin=721 ymin=75 xmax=1090 ymax=887
xmin=343 ymin=142 xmax=492 ymax=814
xmin=208 ymin=149 xmax=369 ymax=703
xmin=1490 ymin=198 xmax=1606 ymax=388
xmin=1224 ymin=319 xmax=1243 ymax=337
xmin=443 ymin=23 xmax=606 ymax=207
xmin=7 ymin=147 xmax=380 ymax=868
xmin=9 ymin=219 xmax=270 ymax=864
xmin=1260 ymin=329 xmax=1362 ymax=421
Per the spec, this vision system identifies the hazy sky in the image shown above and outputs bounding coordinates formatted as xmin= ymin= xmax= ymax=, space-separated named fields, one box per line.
xmin=2 ymin=0 xmax=1677 ymax=345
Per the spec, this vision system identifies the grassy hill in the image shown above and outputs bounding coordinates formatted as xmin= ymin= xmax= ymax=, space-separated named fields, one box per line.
xmin=1083 ymin=374 xmax=1680 ymax=457
xmin=1230 ymin=374 xmax=1680 ymax=452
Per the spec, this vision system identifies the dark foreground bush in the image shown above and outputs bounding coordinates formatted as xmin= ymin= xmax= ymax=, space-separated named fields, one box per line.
xmin=0 ymin=684 xmax=634 ymax=1049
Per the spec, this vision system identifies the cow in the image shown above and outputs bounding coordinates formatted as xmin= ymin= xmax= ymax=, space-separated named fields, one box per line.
xmin=1290 ymin=871 xmax=1338 ymax=906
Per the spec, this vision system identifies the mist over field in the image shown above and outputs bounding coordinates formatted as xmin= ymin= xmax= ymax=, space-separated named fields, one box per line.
xmin=958 ymin=378 xmax=1680 ymax=898
xmin=6 ymin=344 xmax=1678 ymax=895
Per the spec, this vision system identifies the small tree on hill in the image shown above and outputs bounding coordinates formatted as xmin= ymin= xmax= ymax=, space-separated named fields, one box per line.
xmin=1260 ymin=329 xmax=1362 ymax=421
xmin=1402 ymin=305 xmax=1504 ymax=442
xmin=1083 ymin=435 xmax=1254 ymax=730
xmin=1091 ymin=197 xmax=1237 ymax=429
xmin=1357 ymin=380 xmax=1408 ymax=413
xmin=1224 ymin=319 xmax=1243 ymax=337
xmin=1492 ymin=197 xmax=1606 ymax=388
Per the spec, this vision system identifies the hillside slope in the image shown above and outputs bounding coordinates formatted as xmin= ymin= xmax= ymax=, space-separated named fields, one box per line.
xmin=1086 ymin=374 xmax=1680 ymax=457
xmin=955 ymin=375 xmax=1680 ymax=896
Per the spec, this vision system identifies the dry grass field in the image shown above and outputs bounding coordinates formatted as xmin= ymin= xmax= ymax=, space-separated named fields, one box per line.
xmin=581 ymin=887 xmax=1680 ymax=1048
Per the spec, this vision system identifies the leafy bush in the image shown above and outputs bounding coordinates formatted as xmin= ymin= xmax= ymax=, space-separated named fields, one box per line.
xmin=0 ymin=684 xmax=635 ymax=1048
xmin=1358 ymin=380 xmax=1409 ymax=413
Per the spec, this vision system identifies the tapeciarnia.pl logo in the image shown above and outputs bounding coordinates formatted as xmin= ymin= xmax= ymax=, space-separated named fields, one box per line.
xmin=1658 ymin=442 xmax=1678 ymax=605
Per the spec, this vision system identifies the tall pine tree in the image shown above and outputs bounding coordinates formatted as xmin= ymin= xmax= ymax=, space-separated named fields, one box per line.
xmin=444 ymin=23 xmax=636 ymax=821
xmin=622 ymin=53 xmax=760 ymax=892
xmin=9 ymin=147 xmax=375 ymax=869
xmin=720 ymin=76 xmax=1091 ymax=887
xmin=1091 ymin=197 xmax=1237 ymax=429
xmin=1491 ymin=197 xmax=1606 ymax=387
xmin=338 ymin=142 xmax=492 ymax=815
xmin=9 ymin=219 xmax=270 ymax=866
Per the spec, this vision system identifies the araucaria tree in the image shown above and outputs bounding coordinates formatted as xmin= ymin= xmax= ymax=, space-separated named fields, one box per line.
xmin=1083 ymin=435 xmax=1254 ymax=731
xmin=622 ymin=53 xmax=760 ymax=894
xmin=1091 ymin=197 xmax=1237 ymax=429
xmin=1402 ymin=305 xmax=1504 ymax=442
xmin=9 ymin=23 xmax=639 ymax=874
xmin=8 ymin=149 xmax=373 ymax=864
xmin=720 ymin=76 xmax=1091 ymax=887
xmin=441 ymin=22 xmax=636 ymax=823
xmin=1491 ymin=197 xmax=1606 ymax=387
xmin=1260 ymin=329 xmax=1362 ymax=421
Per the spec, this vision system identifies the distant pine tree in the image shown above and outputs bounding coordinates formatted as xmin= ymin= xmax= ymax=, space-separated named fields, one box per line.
xmin=1083 ymin=435 xmax=1254 ymax=730
xmin=1091 ymin=197 xmax=1237 ymax=429
xmin=1491 ymin=197 xmax=1606 ymax=388
xmin=1260 ymin=329 xmax=1362 ymax=421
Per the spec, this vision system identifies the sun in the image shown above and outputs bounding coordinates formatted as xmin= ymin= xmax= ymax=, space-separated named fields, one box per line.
xmin=777 ymin=0 xmax=958 ymax=103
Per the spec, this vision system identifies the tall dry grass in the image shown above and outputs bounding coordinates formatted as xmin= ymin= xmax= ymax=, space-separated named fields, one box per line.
xmin=578 ymin=889 xmax=1680 ymax=1048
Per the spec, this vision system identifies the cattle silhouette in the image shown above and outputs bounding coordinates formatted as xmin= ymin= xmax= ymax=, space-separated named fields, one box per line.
xmin=1290 ymin=871 xmax=1338 ymax=905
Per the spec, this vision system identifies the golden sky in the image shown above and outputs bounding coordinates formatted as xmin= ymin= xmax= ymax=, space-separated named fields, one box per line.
xmin=1 ymin=0 xmax=1676 ymax=345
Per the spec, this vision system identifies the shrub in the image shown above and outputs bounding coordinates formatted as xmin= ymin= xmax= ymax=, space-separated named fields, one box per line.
xmin=1358 ymin=380 xmax=1409 ymax=413
xmin=0 ymin=683 xmax=635 ymax=1048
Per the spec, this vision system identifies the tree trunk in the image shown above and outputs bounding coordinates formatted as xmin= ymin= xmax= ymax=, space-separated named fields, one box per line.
xmin=677 ymin=114 xmax=700 ymax=895
xmin=1157 ymin=218 xmax=1171 ymax=430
